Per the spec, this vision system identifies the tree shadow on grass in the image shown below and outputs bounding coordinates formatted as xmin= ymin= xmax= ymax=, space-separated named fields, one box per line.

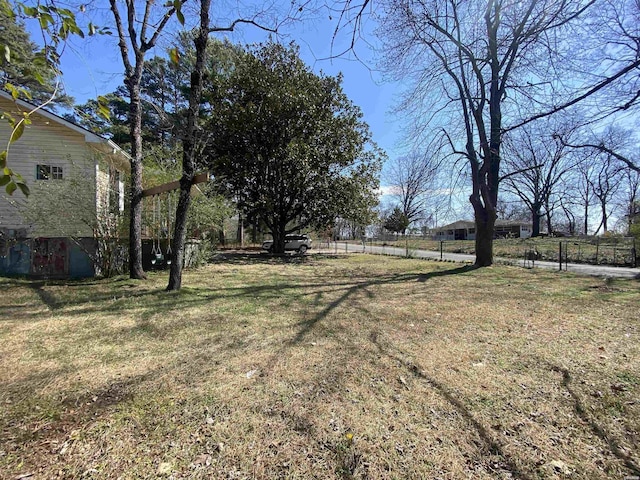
xmin=210 ymin=251 xmax=326 ymax=266
xmin=0 ymin=369 xmax=157 ymax=477
xmin=29 ymin=281 xmax=64 ymax=311
xmin=288 ymin=264 xmax=478 ymax=347
xmin=5 ymin=261 xmax=479 ymax=371
xmin=416 ymin=264 xmax=479 ymax=282
xmin=1 ymin=261 xmax=480 ymax=478
xmin=548 ymin=363 xmax=640 ymax=476
xmin=7 ymin=260 xmax=475 ymax=327
xmin=368 ymin=333 xmax=535 ymax=480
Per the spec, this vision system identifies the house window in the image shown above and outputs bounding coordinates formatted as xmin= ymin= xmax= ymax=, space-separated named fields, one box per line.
xmin=36 ymin=165 xmax=63 ymax=180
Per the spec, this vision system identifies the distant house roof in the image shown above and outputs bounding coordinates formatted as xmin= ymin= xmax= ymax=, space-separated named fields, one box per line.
xmin=495 ymin=219 xmax=531 ymax=227
xmin=434 ymin=219 xmax=531 ymax=231
xmin=437 ymin=220 xmax=475 ymax=230
xmin=0 ymin=90 xmax=131 ymax=171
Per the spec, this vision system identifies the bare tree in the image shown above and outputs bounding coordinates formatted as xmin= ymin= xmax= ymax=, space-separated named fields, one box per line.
xmin=557 ymin=137 xmax=639 ymax=174
xmin=331 ymin=0 xmax=640 ymax=263
xmin=558 ymin=197 xmax=579 ymax=236
xmin=557 ymin=126 xmax=638 ymax=234
xmin=504 ymin=0 xmax=640 ymax=131
xmin=501 ymin=119 xmax=580 ymax=236
xmin=618 ymin=167 xmax=640 ymax=234
xmin=384 ymin=149 xmax=441 ymax=228
xmin=573 ymin=158 xmax=595 ymax=235
xmin=585 ymin=153 xmax=623 ymax=234
xmin=376 ymin=0 xmax=597 ymax=265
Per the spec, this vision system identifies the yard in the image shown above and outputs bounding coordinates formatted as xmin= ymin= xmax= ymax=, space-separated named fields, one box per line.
xmin=1 ymin=253 xmax=639 ymax=479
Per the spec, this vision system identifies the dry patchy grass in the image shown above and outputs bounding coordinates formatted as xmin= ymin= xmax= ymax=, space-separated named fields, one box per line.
xmin=1 ymin=253 xmax=639 ymax=479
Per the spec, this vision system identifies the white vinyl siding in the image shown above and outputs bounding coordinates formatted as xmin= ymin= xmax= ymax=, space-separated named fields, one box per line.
xmin=0 ymin=96 xmax=96 ymax=236
xmin=0 ymin=95 xmax=128 ymax=240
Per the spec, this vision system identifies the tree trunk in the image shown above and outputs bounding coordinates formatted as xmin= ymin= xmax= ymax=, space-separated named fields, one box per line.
xmin=251 ymin=220 xmax=258 ymax=244
xmin=601 ymin=199 xmax=608 ymax=233
xmin=237 ymin=213 xmax=244 ymax=247
xmin=473 ymin=203 xmax=496 ymax=266
xmin=272 ymin=222 xmax=287 ymax=254
xmin=167 ymin=0 xmax=210 ymax=291
xmin=583 ymin=202 xmax=589 ymax=235
xmin=128 ymin=84 xmax=146 ymax=279
xmin=531 ymin=205 xmax=541 ymax=237
xmin=167 ymin=176 xmax=193 ymax=290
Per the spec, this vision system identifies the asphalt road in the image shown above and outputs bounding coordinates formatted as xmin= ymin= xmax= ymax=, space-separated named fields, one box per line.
xmin=328 ymin=241 xmax=640 ymax=279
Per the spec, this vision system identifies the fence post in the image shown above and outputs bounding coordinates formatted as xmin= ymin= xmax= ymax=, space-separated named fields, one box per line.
xmin=440 ymin=241 xmax=443 ymax=260
xmin=559 ymin=242 xmax=562 ymax=271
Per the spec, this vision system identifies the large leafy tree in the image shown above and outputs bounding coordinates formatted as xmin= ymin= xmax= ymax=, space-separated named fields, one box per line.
xmin=204 ymin=42 xmax=383 ymax=253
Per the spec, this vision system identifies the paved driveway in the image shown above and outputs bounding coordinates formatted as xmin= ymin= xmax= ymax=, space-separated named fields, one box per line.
xmin=330 ymin=242 xmax=639 ymax=279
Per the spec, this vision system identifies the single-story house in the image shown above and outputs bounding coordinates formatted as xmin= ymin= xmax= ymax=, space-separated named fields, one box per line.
xmin=0 ymin=90 xmax=130 ymax=278
xmin=431 ymin=219 xmax=533 ymax=240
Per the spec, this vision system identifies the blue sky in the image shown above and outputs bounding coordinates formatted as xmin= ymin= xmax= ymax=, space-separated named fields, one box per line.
xmin=24 ymin=4 xmax=469 ymax=222
xmin=26 ymin=4 xmax=404 ymax=166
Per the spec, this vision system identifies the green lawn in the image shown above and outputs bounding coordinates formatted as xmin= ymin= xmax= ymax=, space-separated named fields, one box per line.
xmin=1 ymin=253 xmax=639 ymax=479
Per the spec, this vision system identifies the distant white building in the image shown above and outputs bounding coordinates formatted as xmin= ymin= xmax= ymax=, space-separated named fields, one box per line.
xmin=430 ymin=220 xmax=533 ymax=240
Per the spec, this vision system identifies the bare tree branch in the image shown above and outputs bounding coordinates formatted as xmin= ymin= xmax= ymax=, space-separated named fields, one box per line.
xmin=506 ymin=58 xmax=640 ymax=133
xmin=556 ymin=137 xmax=640 ymax=173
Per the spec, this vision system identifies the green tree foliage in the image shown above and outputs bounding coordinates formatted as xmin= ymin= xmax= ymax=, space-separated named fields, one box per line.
xmin=66 ymin=90 xmax=130 ymax=146
xmin=186 ymin=184 xmax=234 ymax=241
xmin=204 ymin=42 xmax=383 ymax=253
xmin=65 ymin=37 xmax=243 ymax=168
xmin=0 ymin=6 xmax=72 ymax=107
xmin=383 ymin=206 xmax=409 ymax=235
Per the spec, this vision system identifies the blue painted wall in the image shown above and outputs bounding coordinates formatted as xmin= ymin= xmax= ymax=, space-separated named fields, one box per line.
xmin=68 ymin=243 xmax=96 ymax=278
xmin=0 ymin=241 xmax=31 ymax=276
xmin=0 ymin=238 xmax=96 ymax=278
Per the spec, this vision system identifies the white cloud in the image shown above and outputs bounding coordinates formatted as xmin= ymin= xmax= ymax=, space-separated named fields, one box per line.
xmin=377 ymin=185 xmax=402 ymax=197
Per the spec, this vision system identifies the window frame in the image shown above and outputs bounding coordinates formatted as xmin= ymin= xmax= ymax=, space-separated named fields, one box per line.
xmin=36 ymin=164 xmax=64 ymax=181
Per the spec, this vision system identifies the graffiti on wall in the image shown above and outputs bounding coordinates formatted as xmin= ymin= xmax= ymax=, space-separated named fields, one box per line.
xmin=32 ymin=238 xmax=68 ymax=276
